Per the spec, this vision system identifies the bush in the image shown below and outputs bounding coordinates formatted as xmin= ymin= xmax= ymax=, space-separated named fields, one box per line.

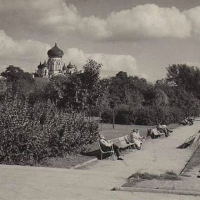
xmin=0 ymin=92 xmax=98 ymax=165
xmin=133 ymin=105 xmax=187 ymax=125
xmin=115 ymin=105 xmax=134 ymax=125
xmin=101 ymin=104 xmax=187 ymax=126
xmin=101 ymin=109 xmax=113 ymax=123
xmin=134 ymin=106 xmax=155 ymax=125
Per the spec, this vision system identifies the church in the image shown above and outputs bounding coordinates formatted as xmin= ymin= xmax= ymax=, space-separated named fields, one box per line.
xmin=34 ymin=43 xmax=74 ymax=78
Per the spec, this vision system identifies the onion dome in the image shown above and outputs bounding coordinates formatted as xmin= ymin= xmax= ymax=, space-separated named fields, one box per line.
xmin=47 ymin=43 xmax=64 ymax=58
xmin=62 ymin=63 xmax=67 ymax=70
xmin=37 ymin=62 xmax=43 ymax=69
xmin=42 ymin=60 xmax=48 ymax=68
xmin=67 ymin=62 xmax=73 ymax=69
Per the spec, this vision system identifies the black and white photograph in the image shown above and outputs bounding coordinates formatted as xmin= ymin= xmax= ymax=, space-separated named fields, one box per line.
xmin=0 ymin=0 xmax=200 ymax=199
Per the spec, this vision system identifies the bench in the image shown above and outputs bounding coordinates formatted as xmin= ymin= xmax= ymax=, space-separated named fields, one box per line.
xmin=109 ymin=135 xmax=135 ymax=150
xmin=98 ymin=141 xmax=115 ymax=160
xmin=147 ymin=128 xmax=165 ymax=139
xmin=98 ymin=135 xmax=136 ymax=160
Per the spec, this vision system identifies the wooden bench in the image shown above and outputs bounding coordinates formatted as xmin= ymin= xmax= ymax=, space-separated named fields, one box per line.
xmin=98 ymin=141 xmax=115 ymax=160
xmin=98 ymin=135 xmax=136 ymax=160
xmin=147 ymin=128 xmax=165 ymax=139
xmin=109 ymin=135 xmax=135 ymax=150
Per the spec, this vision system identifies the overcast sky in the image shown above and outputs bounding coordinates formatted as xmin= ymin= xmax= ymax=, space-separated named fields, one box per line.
xmin=1 ymin=0 xmax=200 ymax=82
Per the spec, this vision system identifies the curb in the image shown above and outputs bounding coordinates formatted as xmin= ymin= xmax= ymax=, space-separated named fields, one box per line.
xmin=113 ymin=186 xmax=200 ymax=196
xmin=71 ymin=158 xmax=98 ymax=169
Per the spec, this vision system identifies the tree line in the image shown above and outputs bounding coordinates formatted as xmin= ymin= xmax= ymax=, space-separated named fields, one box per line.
xmin=1 ymin=62 xmax=200 ymax=125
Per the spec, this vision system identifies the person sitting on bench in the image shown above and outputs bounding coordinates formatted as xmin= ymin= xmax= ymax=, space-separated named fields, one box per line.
xmin=99 ymin=134 xmax=123 ymax=160
xmin=156 ymin=124 xmax=173 ymax=137
xmin=129 ymin=129 xmax=144 ymax=150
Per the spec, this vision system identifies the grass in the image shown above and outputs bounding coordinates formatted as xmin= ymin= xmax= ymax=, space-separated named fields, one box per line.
xmin=123 ymin=171 xmax=181 ymax=187
xmin=128 ymin=171 xmax=181 ymax=181
xmin=99 ymin=123 xmax=151 ymax=139
xmin=98 ymin=122 xmax=179 ymax=140
xmin=40 ymin=154 xmax=96 ymax=169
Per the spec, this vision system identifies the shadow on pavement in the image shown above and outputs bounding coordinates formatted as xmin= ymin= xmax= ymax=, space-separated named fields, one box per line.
xmin=81 ymin=149 xmax=114 ymax=160
xmin=177 ymin=138 xmax=195 ymax=149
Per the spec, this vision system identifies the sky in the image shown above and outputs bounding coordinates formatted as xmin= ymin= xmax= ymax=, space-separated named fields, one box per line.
xmin=1 ymin=0 xmax=200 ymax=82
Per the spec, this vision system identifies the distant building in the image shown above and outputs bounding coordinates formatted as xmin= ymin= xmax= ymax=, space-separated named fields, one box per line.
xmin=34 ymin=43 xmax=74 ymax=78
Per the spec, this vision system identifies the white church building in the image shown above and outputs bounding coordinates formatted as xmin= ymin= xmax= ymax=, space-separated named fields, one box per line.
xmin=34 ymin=43 xmax=74 ymax=78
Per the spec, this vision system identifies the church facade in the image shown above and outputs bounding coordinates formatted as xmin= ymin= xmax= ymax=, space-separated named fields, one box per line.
xmin=34 ymin=43 xmax=73 ymax=78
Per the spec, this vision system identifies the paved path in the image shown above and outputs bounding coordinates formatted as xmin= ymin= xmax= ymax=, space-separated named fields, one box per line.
xmin=0 ymin=120 xmax=200 ymax=200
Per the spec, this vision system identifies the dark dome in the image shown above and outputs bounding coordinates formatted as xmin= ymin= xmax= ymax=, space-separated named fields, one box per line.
xmin=38 ymin=62 xmax=43 ymax=69
xmin=67 ymin=62 xmax=73 ymax=69
xmin=38 ymin=61 xmax=48 ymax=69
xmin=47 ymin=43 xmax=64 ymax=58
xmin=62 ymin=64 xmax=67 ymax=70
xmin=42 ymin=60 xmax=48 ymax=68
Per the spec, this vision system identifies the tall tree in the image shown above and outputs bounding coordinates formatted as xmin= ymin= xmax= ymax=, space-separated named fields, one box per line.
xmin=166 ymin=64 xmax=200 ymax=99
xmin=81 ymin=60 xmax=102 ymax=114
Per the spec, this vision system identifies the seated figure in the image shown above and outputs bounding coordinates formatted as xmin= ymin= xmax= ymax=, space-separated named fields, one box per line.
xmin=128 ymin=129 xmax=144 ymax=150
xmin=186 ymin=117 xmax=194 ymax=125
xmin=147 ymin=128 xmax=161 ymax=139
xmin=99 ymin=134 xmax=123 ymax=160
xmin=156 ymin=124 xmax=173 ymax=137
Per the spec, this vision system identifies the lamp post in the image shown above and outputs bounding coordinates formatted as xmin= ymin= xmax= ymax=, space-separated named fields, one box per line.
xmin=110 ymin=101 xmax=115 ymax=129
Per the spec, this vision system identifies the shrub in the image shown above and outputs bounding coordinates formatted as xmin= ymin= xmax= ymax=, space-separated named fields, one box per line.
xmin=0 ymin=92 xmax=98 ymax=165
xmin=115 ymin=105 xmax=134 ymax=125
xmin=133 ymin=106 xmax=155 ymax=125
xmin=133 ymin=105 xmax=186 ymax=125
xmin=101 ymin=109 xmax=113 ymax=123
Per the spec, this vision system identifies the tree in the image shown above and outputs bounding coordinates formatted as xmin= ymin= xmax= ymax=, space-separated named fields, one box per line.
xmin=1 ymin=65 xmax=35 ymax=97
xmin=42 ymin=60 xmax=103 ymax=114
xmin=1 ymin=65 xmax=34 ymax=83
xmin=81 ymin=60 xmax=102 ymax=116
xmin=0 ymin=78 xmax=7 ymax=101
xmin=108 ymin=73 xmax=149 ymax=106
xmin=156 ymin=76 xmax=200 ymax=118
xmin=44 ymin=73 xmax=81 ymax=109
xmin=166 ymin=64 xmax=200 ymax=99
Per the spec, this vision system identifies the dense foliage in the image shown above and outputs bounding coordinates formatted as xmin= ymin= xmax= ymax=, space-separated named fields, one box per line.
xmin=0 ymin=90 xmax=98 ymax=165
xmin=0 ymin=62 xmax=200 ymax=165
xmin=100 ymin=65 xmax=200 ymax=125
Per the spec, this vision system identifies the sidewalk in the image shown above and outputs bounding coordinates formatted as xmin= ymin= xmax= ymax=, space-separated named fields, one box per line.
xmin=0 ymin=120 xmax=200 ymax=200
